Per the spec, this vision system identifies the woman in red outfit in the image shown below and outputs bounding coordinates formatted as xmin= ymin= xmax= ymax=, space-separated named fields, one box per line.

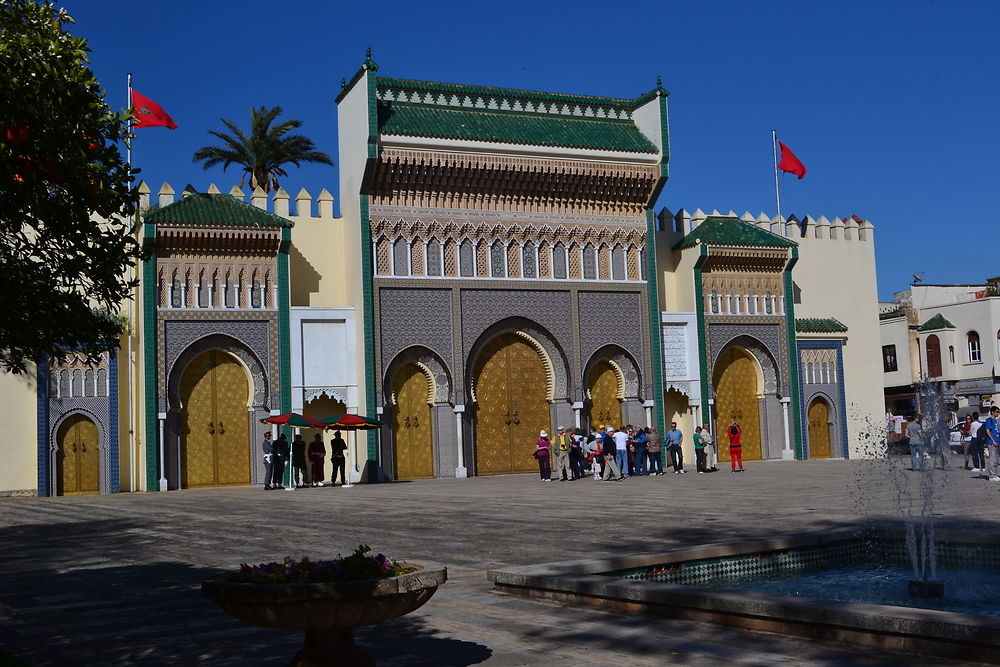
xmin=728 ymin=421 xmax=744 ymax=473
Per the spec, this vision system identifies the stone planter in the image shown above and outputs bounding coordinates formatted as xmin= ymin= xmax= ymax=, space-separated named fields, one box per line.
xmin=202 ymin=564 xmax=447 ymax=666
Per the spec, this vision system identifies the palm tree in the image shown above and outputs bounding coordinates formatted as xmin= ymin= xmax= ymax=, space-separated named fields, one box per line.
xmin=193 ymin=106 xmax=332 ymax=193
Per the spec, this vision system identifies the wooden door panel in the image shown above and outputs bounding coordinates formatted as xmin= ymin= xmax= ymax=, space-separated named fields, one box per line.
xmin=474 ymin=336 xmax=513 ymax=475
xmin=181 ymin=351 xmax=217 ymax=487
xmin=77 ymin=417 xmax=100 ymax=494
xmin=213 ymin=353 xmax=250 ymax=485
xmin=506 ymin=337 xmax=548 ymax=474
xmin=589 ymin=361 xmax=621 ymax=430
xmin=393 ymin=365 xmax=434 ymax=479
xmin=714 ymin=349 xmax=762 ymax=461
xmin=808 ymin=399 xmax=832 ymax=459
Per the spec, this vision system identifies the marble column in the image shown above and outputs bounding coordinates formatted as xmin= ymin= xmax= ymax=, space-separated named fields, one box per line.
xmin=157 ymin=413 xmax=167 ymax=491
xmin=454 ymin=405 xmax=467 ymax=478
xmin=780 ymin=396 xmax=794 ymax=459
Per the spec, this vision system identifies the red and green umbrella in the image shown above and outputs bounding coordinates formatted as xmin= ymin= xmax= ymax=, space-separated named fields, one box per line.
xmin=319 ymin=413 xmax=385 ymax=431
xmin=260 ymin=412 xmax=325 ymax=429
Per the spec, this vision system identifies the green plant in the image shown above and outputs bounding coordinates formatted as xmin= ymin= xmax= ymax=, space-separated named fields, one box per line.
xmin=234 ymin=545 xmax=414 ymax=584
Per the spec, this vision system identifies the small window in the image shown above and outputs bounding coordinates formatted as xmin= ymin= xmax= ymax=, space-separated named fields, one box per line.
xmin=171 ymin=280 xmax=182 ymax=308
xmin=639 ymin=247 xmax=647 ymax=281
xmin=926 ymin=334 xmax=942 ymax=377
xmin=949 ymin=345 xmax=955 ymax=363
xmin=969 ymin=331 xmax=982 ymax=363
xmin=882 ymin=345 xmax=898 ymax=373
xmin=765 ymin=293 xmax=774 ymax=315
xmin=393 ymin=238 xmax=409 ymax=276
xmin=611 ymin=246 xmax=625 ymax=280
xmin=251 ymin=280 xmax=262 ymax=308
xmin=427 ymin=240 xmax=442 ymax=276
xmin=582 ymin=244 xmax=597 ymax=280
xmin=522 ymin=243 xmax=537 ymax=279
xmin=491 ymin=242 xmax=505 ymax=278
xmin=710 ymin=291 xmax=720 ymax=314
xmin=459 ymin=240 xmax=474 ymax=277
xmin=552 ymin=243 xmax=567 ymax=279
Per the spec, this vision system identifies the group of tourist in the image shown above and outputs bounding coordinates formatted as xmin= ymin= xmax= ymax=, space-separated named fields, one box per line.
xmin=532 ymin=421 xmax=747 ymax=482
xmin=904 ymin=407 xmax=1000 ymax=481
xmin=261 ymin=430 xmax=349 ymax=489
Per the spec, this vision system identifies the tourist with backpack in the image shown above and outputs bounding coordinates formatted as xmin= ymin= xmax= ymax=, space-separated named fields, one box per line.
xmin=983 ymin=407 xmax=1000 ymax=482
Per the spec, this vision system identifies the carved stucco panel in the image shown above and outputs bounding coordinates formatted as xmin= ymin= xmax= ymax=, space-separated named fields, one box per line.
xmin=662 ymin=324 xmax=688 ymax=380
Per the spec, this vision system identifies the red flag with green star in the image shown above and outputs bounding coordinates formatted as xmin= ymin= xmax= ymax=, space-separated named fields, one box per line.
xmin=131 ymin=90 xmax=177 ymax=130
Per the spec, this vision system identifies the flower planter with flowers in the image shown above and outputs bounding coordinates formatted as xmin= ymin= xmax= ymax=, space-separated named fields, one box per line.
xmin=202 ymin=546 xmax=446 ymax=666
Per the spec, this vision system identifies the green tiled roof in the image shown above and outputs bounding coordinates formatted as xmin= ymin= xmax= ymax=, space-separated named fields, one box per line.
xmin=377 ymin=77 xmax=664 ymax=112
xmin=144 ymin=193 xmax=293 ymax=228
xmin=796 ymin=318 xmax=848 ymax=333
xmin=917 ymin=313 xmax=955 ymax=331
xmin=674 ymin=216 xmax=797 ymax=249
xmin=376 ymin=101 xmax=658 ymax=153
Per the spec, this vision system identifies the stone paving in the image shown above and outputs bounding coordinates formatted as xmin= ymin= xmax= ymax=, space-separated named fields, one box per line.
xmin=1 ymin=455 xmax=998 ymax=666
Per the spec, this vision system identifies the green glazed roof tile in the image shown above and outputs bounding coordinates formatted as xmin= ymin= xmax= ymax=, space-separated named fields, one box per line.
xmin=917 ymin=313 xmax=956 ymax=331
xmin=144 ymin=193 xmax=293 ymax=228
xmin=795 ymin=318 xmax=849 ymax=333
xmin=377 ymin=102 xmax=657 ymax=153
xmin=674 ymin=216 xmax=797 ymax=249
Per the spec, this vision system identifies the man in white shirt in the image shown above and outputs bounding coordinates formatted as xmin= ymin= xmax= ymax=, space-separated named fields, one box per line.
xmin=612 ymin=426 xmax=630 ymax=479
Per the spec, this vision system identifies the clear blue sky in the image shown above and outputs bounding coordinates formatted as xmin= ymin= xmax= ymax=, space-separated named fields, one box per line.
xmin=69 ymin=0 xmax=999 ymax=300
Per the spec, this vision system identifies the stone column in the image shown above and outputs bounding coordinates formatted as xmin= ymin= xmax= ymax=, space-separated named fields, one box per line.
xmin=208 ymin=284 xmax=214 ymax=308
xmin=572 ymin=401 xmax=583 ymax=429
xmin=643 ymin=400 xmax=654 ymax=428
xmin=692 ymin=402 xmax=701 ymax=428
xmin=454 ymin=405 xmax=467 ymax=478
xmin=157 ymin=413 xmax=168 ymax=491
xmin=780 ymin=396 xmax=794 ymax=459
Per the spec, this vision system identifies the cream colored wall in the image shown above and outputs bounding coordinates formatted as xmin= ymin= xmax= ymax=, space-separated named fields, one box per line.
xmin=794 ymin=221 xmax=883 ymax=457
xmin=880 ymin=317 xmax=912 ymax=388
xmin=287 ymin=194 xmax=352 ymax=308
xmin=0 ymin=367 xmax=40 ymax=494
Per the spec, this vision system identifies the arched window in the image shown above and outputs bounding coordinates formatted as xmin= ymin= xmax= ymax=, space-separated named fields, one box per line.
xmin=59 ymin=370 xmax=69 ymax=398
xmin=426 ymin=240 xmax=442 ymax=276
xmin=170 ymin=279 xmax=182 ymax=308
xmin=97 ymin=369 xmax=108 ymax=397
xmin=459 ymin=240 xmax=475 ymax=277
xmin=84 ymin=369 xmax=95 ymax=397
xmin=765 ymin=293 xmax=774 ymax=314
xmin=611 ymin=246 xmax=625 ymax=280
xmin=552 ymin=243 xmax=567 ymax=279
xmin=582 ymin=244 xmax=597 ymax=280
xmin=392 ymin=238 xmax=409 ymax=276
xmin=710 ymin=291 xmax=720 ymax=314
xmin=491 ymin=242 xmax=506 ymax=278
xmin=521 ymin=243 xmax=536 ymax=278
xmin=949 ymin=345 xmax=955 ymax=363
xmin=639 ymin=248 xmax=647 ymax=281
xmin=71 ymin=369 xmax=83 ymax=397
xmin=251 ymin=279 xmax=262 ymax=308
xmin=969 ymin=331 xmax=982 ymax=363
xmin=926 ymin=334 xmax=942 ymax=378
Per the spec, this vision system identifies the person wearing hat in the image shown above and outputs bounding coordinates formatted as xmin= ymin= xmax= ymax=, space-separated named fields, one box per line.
xmin=534 ymin=430 xmax=552 ymax=481
xmin=552 ymin=425 xmax=573 ymax=481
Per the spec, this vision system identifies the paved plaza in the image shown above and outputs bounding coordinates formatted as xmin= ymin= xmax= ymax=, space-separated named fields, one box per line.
xmin=2 ymin=456 xmax=998 ymax=666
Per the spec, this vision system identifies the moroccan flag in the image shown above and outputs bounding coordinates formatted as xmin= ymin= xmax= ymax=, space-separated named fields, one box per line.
xmin=777 ymin=141 xmax=806 ymax=179
xmin=131 ymin=90 xmax=178 ymax=130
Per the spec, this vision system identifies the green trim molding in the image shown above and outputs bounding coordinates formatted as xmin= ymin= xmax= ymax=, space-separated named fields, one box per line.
xmin=917 ymin=313 xmax=955 ymax=331
xmin=143 ymin=193 xmax=293 ymax=228
xmin=363 ymin=66 xmax=380 ymax=481
xmin=783 ymin=248 xmax=803 ymax=458
xmin=675 ymin=216 xmax=797 ymax=250
xmin=694 ymin=244 xmax=711 ymax=416
xmin=142 ymin=221 xmax=158 ymax=490
xmin=645 ymin=208 xmax=666 ymax=440
xmin=795 ymin=317 xmax=848 ymax=334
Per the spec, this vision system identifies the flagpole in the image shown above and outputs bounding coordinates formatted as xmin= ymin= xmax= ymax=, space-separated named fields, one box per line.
xmin=126 ymin=72 xmax=136 ymax=492
xmin=772 ymin=129 xmax=782 ymax=225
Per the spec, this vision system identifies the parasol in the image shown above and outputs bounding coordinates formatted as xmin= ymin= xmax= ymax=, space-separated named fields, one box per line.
xmin=318 ymin=414 xmax=385 ymax=488
xmin=260 ymin=412 xmax=325 ymax=428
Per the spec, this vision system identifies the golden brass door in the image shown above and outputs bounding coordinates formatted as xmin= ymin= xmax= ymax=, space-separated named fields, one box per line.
xmin=713 ymin=348 xmax=762 ymax=461
xmin=588 ymin=361 xmax=622 ymax=429
xmin=180 ymin=350 xmax=250 ymax=488
xmin=808 ymin=398 xmax=832 ymax=459
xmin=56 ymin=414 xmax=100 ymax=495
xmin=474 ymin=333 xmax=550 ymax=475
xmin=393 ymin=364 xmax=434 ymax=479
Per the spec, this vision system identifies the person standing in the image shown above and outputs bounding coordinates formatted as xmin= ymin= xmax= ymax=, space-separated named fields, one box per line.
xmin=632 ymin=426 xmax=648 ymax=476
xmin=535 ymin=430 xmax=552 ymax=482
xmin=970 ymin=412 xmax=985 ymax=473
xmin=552 ymin=426 xmax=572 ymax=481
xmin=906 ymin=416 xmax=925 ymax=472
xmin=666 ymin=422 xmax=686 ymax=474
xmin=984 ymin=407 xmax=1000 ymax=482
xmin=646 ymin=427 xmax=662 ymax=476
xmin=307 ymin=433 xmax=326 ymax=486
xmin=694 ymin=426 xmax=707 ymax=473
xmin=570 ymin=429 xmax=585 ymax=479
xmin=261 ymin=431 xmax=275 ymax=490
xmin=271 ymin=432 xmax=290 ymax=488
xmin=330 ymin=430 xmax=348 ymax=486
xmin=588 ymin=428 xmax=604 ymax=479
xmin=612 ymin=426 xmax=630 ymax=479
xmin=728 ymin=421 xmax=744 ymax=473
xmin=600 ymin=426 xmax=623 ymax=481
xmin=701 ymin=424 xmax=718 ymax=472
xmin=291 ymin=434 xmax=308 ymax=488
xmin=961 ymin=414 xmax=974 ymax=470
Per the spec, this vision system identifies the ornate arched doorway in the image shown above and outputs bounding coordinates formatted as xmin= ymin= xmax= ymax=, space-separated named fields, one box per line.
xmin=179 ymin=350 xmax=251 ymax=487
xmin=713 ymin=347 xmax=763 ymax=461
xmin=392 ymin=364 xmax=434 ymax=479
xmin=807 ymin=397 xmax=832 ymax=459
xmin=588 ymin=360 xmax=622 ymax=429
xmin=473 ymin=332 xmax=550 ymax=475
xmin=56 ymin=414 xmax=100 ymax=495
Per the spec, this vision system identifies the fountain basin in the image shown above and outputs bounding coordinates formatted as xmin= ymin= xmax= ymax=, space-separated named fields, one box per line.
xmin=489 ymin=528 xmax=1000 ymax=663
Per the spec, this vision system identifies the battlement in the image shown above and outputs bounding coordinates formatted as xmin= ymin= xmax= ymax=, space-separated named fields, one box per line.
xmin=660 ymin=208 xmax=874 ymax=243
xmin=137 ymin=181 xmax=339 ymax=221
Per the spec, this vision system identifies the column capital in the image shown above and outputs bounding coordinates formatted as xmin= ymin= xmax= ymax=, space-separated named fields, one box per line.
xmin=454 ymin=404 xmax=466 ymax=413
xmin=572 ymin=402 xmax=584 ymax=410
xmin=780 ymin=396 xmax=792 ymax=405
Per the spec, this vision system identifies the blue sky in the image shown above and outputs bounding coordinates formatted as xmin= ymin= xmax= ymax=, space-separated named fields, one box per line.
xmin=70 ymin=1 xmax=999 ymax=300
